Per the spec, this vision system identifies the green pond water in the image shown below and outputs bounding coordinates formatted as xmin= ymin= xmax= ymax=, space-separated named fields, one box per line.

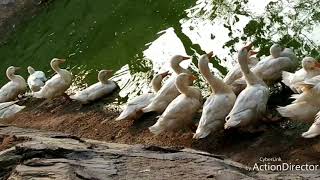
xmin=1 ymin=0 xmax=320 ymax=103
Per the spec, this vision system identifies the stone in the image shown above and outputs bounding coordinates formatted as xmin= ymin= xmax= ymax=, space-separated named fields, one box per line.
xmin=0 ymin=124 xmax=319 ymax=179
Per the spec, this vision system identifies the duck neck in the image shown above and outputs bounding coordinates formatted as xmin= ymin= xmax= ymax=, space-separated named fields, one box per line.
xmin=199 ymin=57 xmax=231 ymax=93
xmin=171 ymin=59 xmax=187 ymax=74
xmin=6 ymin=70 xmax=15 ymax=81
xmin=51 ymin=61 xmax=62 ymax=74
xmin=239 ymin=53 xmax=264 ymax=86
xmin=151 ymin=76 xmax=163 ymax=92
xmin=7 ymin=70 xmax=23 ymax=83
xmin=98 ymin=74 xmax=110 ymax=84
xmin=175 ymin=78 xmax=194 ymax=96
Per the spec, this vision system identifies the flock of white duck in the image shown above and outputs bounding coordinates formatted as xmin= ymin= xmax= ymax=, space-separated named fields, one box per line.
xmin=2 ymin=43 xmax=320 ymax=139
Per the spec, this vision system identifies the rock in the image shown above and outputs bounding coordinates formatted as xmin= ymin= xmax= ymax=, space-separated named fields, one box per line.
xmin=0 ymin=124 xmax=319 ymax=179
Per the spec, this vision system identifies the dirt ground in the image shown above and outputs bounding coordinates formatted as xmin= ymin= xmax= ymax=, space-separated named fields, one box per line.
xmin=1 ymin=95 xmax=320 ymax=167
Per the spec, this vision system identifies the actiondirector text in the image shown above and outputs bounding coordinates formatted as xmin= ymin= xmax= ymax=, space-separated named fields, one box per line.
xmin=248 ymin=157 xmax=319 ymax=172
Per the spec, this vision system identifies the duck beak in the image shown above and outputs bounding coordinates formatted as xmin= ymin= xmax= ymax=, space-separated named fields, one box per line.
xmin=182 ymin=56 xmax=190 ymax=60
xmin=160 ymin=71 xmax=171 ymax=78
xmin=14 ymin=67 xmax=21 ymax=71
xmin=58 ymin=59 xmax=66 ymax=63
xmin=189 ymin=75 xmax=197 ymax=81
xmin=207 ymin=51 xmax=214 ymax=59
xmin=315 ymin=62 xmax=320 ymax=68
xmin=244 ymin=42 xmax=253 ymax=51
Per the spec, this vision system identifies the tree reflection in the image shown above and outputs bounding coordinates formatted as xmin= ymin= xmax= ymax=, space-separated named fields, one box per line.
xmin=185 ymin=0 xmax=320 ymax=62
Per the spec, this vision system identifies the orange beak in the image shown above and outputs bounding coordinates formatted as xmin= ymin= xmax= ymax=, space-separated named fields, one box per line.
xmin=315 ymin=62 xmax=320 ymax=68
xmin=207 ymin=51 xmax=214 ymax=59
xmin=160 ymin=71 xmax=171 ymax=78
xmin=189 ymin=75 xmax=197 ymax=81
xmin=182 ymin=56 xmax=190 ymax=60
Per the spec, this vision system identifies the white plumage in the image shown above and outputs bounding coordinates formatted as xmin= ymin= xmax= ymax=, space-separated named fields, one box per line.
xmin=194 ymin=52 xmax=236 ymax=139
xmin=116 ymin=71 xmax=169 ymax=121
xmin=225 ymin=44 xmax=269 ymax=129
xmin=70 ymin=70 xmax=117 ymax=104
xmin=149 ymin=73 xmax=202 ymax=135
xmin=142 ymin=55 xmax=192 ymax=113
xmin=0 ymin=100 xmax=25 ymax=118
xmin=230 ymin=44 xmax=297 ymax=94
xmin=33 ymin=58 xmax=72 ymax=99
xmin=27 ymin=66 xmax=47 ymax=92
xmin=282 ymin=57 xmax=320 ymax=93
xmin=302 ymin=111 xmax=320 ymax=138
xmin=223 ymin=53 xmax=259 ymax=85
xmin=0 ymin=66 xmax=27 ymax=103
xmin=277 ymin=78 xmax=320 ymax=123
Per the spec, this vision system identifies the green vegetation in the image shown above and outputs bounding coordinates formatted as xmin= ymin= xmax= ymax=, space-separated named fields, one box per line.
xmin=0 ymin=0 xmax=195 ymax=84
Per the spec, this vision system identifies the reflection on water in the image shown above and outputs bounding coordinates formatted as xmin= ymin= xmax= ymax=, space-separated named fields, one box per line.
xmin=1 ymin=0 xmax=320 ymax=103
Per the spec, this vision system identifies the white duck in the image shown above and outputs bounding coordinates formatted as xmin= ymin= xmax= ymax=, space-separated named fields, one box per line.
xmin=27 ymin=66 xmax=47 ymax=92
xmin=0 ymin=66 xmax=27 ymax=103
xmin=149 ymin=73 xmax=202 ymax=135
xmin=282 ymin=57 xmax=320 ymax=93
xmin=280 ymin=47 xmax=298 ymax=63
xmin=302 ymin=111 xmax=320 ymax=138
xmin=231 ymin=44 xmax=297 ymax=94
xmin=251 ymin=44 xmax=297 ymax=84
xmin=142 ymin=55 xmax=191 ymax=113
xmin=33 ymin=58 xmax=72 ymax=99
xmin=0 ymin=100 xmax=25 ymax=118
xmin=225 ymin=44 xmax=269 ymax=129
xmin=70 ymin=70 xmax=117 ymax=104
xmin=193 ymin=52 xmax=236 ymax=139
xmin=223 ymin=51 xmax=259 ymax=85
xmin=116 ymin=71 xmax=170 ymax=121
xmin=277 ymin=76 xmax=320 ymax=123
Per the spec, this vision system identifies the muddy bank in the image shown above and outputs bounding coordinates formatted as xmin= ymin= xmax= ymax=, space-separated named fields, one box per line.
xmin=1 ymin=96 xmax=320 ymax=167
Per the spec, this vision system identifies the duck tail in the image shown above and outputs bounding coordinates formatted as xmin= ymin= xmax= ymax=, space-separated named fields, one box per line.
xmin=115 ymin=112 xmax=128 ymax=121
xmin=149 ymin=122 xmax=163 ymax=135
xmin=276 ymin=106 xmax=293 ymax=118
xmin=142 ymin=105 xmax=154 ymax=113
xmin=69 ymin=94 xmax=82 ymax=101
xmin=69 ymin=94 xmax=87 ymax=104
xmin=115 ymin=108 xmax=133 ymax=121
xmin=281 ymin=71 xmax=292 ymax=87
xmin=224 ymin=120 xmax=240 ymax=129
xmin=193 ymin=129 xmax=210 ymax=139
xmin=290 ymin=94 xmax=301 ymax=100
xmin=69 ymin=94 xmax=76 ymax=100
xmin=116 ymin=108 xmax=144 ymax=121
xmin=302 ymin=124 xmax=320 ymax=138
xmin=277 ymin=104 xmax=302 ymax=119
xmin=33 ymin=91 xmax=42 ymax=99
xmin=302 ymin=113 xmax=320 ymax=138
